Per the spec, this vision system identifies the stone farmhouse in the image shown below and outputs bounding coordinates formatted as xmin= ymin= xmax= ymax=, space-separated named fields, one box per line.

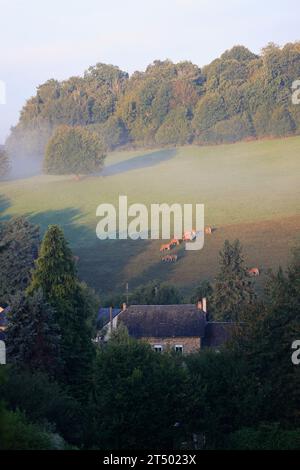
xmin=99 ymin=299 xmax=236 ymax=354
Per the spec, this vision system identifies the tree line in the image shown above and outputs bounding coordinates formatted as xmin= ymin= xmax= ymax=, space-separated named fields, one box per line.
xmin=4 ymin=42 xmax=300 ymax=175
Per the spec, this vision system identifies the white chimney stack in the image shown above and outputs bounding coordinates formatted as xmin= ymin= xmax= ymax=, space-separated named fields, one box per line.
xmin=202 ymin=297 xmax=207 ymax=313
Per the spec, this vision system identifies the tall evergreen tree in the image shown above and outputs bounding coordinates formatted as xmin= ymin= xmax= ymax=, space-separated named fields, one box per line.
xmin=6 ymin=290 xmax=62 ymax=377
xmin=213 ymin=240 xmax=256 ymax=321
xmin=0 ymin=217 xmax=40 ymax=303
xmin=27 ymin=225 xmax=95 ymax=400
xmin=230 ymin=246 xmax=300 ymax=425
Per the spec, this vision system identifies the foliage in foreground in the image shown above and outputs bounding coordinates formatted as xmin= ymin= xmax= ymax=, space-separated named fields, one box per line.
xmin=226 ymin=424 xmax=300 ymax=450
xmin=1 ymin=222 xmax=299 ymax=450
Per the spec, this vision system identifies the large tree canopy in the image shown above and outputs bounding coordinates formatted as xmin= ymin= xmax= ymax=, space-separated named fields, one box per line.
xmin=43 ymin=125 xmax=106 ymax=175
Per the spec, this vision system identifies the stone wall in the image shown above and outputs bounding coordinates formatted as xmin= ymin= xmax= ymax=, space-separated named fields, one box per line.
xmin=140 ymin=336 xmax=201 ymax=354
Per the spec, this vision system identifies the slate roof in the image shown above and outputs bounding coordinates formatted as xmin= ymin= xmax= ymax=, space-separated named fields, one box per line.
xmin=117 ymin=304 xmax=206 ymax=338
xmin=98 ymin=307 xmax=120 ymax=325
xmin=0 ymin=307 xmax=9 ymax=328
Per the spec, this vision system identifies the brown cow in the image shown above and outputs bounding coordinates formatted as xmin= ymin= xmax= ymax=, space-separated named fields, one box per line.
xmin=183 ymin=230 xmax=196 ymax=241
xmin=248 ymin=267 xmax=260 ymax=277
xmin=160 ymin=243 xmax=171 ymax=252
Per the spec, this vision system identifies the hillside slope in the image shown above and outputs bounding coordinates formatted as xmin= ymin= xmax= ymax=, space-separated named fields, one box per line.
xmin=1 ymin=136 xmax=300 ymax=295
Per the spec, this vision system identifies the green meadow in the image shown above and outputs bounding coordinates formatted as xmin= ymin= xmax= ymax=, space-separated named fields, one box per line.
xmin=1 ymin=136 xmax=300 ymax=297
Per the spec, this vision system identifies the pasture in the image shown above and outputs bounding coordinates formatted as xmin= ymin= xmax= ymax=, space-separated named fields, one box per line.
xmin=1 ymin=136 xmax=300 ymax=298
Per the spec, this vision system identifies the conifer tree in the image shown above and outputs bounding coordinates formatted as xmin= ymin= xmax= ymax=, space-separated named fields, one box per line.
xmin=230 ymin=247 xmax=300 ymax=424
xmin=0 ymin=217 xmax=40 ymax=303
xmin=213 ymin=240 xmax=256 ymax=321
xmin=27 ymin=225 xmax=95 ymax=400
xmin=6 ymin=290 xmax=62 ymax=377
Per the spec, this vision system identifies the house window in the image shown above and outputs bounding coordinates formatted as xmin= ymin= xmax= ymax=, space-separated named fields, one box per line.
xmin=175 ymin=345 xmax=183 ymax=354
xmin=154 ymin=344 xmax=163 ymax=352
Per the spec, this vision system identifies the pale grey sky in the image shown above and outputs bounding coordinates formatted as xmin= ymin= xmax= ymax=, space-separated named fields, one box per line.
xmin=0 ymin=0 xmax=299 ymax=143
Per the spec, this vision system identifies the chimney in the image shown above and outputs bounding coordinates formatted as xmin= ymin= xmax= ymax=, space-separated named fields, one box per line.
xmin=202 ymin=297 xmax=207 ymax=313
xmin=122 ymin=302 xmax=127 ymax=311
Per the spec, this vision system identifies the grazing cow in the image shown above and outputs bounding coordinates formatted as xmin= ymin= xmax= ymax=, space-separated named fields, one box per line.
xmin=248 ymin=267 xmax=260 ymax=277
xmin=160 ymin=243 xmax=171 ymax=252
xmin=183 ymin=230 xmax=196 ymax=241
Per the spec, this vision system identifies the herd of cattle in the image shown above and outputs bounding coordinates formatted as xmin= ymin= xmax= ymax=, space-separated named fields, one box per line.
xmin=159 ymin=227 xmax=260 ymax=276
xmin=160 ymin=227 xmax=213 ymax=263
xmin=75 ymin=226 xmax=260 ymax=274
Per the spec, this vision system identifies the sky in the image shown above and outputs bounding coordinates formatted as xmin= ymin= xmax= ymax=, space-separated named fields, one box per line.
xmin=0 ymin=0 xmax=300 ymax=143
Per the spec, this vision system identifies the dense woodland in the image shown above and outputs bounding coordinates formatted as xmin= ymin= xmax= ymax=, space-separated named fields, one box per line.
xmin=5 ymin=42 xmax=300 ymax=172
xmin=0 ymin=217 xmax=299 ymax=449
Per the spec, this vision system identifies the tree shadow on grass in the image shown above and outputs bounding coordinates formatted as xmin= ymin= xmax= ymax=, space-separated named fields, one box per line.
xmin=26 ymin=207 xmax=151 ymax=294
xmin=27 ymin=208 xmax=90 ymax=244
xmin=0 ymin=200 xmax=181 ymax=295
xmin=0 ymin=195 xmax=11 ymax=222
xmin=101 ymin=148 xmax=176 ymax=177
xmin=78 ymin=238 xmax=152 ymax=294
xmin=127 ymin=244 xmax=186 ymax=290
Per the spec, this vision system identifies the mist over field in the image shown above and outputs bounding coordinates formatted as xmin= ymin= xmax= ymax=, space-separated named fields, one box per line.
xmin=1 ymin=137 xmax=299 ymax=295
xmin=9 ymin=155 xmax=41 ymax=179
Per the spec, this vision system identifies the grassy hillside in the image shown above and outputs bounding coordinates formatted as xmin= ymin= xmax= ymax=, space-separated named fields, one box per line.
xmin=1 ymin=136 xmax=300 ymax=297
